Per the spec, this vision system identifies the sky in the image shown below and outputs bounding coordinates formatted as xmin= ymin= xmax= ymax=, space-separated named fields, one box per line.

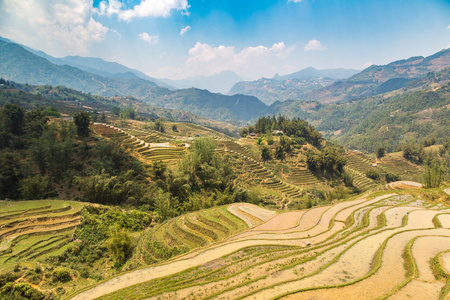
xmin=0 ymin=0 xmax=450 ymax=80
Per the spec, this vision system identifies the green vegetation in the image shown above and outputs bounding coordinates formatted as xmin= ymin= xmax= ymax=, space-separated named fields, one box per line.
xmin=73 ymin=111 xmax=91 ymax=138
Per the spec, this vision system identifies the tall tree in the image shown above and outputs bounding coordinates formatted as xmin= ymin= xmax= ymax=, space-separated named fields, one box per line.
xmin=73 ymin=111 xmax=91 ymax=138
xmin=0 ymin=103 xmax=25 ymax=136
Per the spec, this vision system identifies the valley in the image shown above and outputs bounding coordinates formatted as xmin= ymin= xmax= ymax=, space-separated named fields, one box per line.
xmin=0 ymin=2 xmax=450 ymax=299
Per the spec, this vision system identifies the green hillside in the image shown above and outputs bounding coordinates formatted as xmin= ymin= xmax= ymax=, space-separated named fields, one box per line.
xmin=144 ymin=87 xmax=267 ymax=123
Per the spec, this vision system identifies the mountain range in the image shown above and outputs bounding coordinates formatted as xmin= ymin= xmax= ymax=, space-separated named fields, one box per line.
xmin=229 ymin=67 xmax=360 ymax=104
xmin=3 ymin=35 xmax=450 ymax=128
xmin=0 ymin=37 xmax=267 ymax=123
xmin=272 ymin=67 xmax=360 ymax=80
xmin=230 ymin=50 xmax=450 ymax=105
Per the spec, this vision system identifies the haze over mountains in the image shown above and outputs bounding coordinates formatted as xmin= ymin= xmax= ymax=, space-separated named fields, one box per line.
xmin=2 ymin=35 xmax=450 ymax=127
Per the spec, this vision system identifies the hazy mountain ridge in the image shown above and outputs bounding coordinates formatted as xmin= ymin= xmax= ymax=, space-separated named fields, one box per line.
xmin=229 ymin=67 xmax=359 ymax=104
xmin=232 ymin=50 xmax=450 ymax=105
xmin=273 ymin=67 xmax=360 ymax=80
xmin=22 ymin=48 xmax=175 ymax=89
xmin=229 ymin=77 xmax=335 ymax=105
xmin=0 ymin=38 xmax=266 ymax=123
xmin=144 ymin=87 xmax=267 ymax=123
xmin=160 ymin=70 xmax=242 ymax=94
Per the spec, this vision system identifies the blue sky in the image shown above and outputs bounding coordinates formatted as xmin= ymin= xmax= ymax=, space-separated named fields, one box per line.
xmin=1 ymin=0 xmax=449 ymax=80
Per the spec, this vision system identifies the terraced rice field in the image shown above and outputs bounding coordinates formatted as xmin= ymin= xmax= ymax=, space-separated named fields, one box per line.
xmin=69 ymin=184 xmax=450 ymax=300
xmin=92 ymin=124 xmax=187 ymax=162
xmin=344 ymin=153 xmax=381 ymax=190
xmin=0 ymin=200 xmax=84 ymax=266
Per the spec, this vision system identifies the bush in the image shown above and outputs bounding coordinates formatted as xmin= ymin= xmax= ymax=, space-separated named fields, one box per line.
xmin=52 ymin=267 xmax=71 ymax=282
xmin=365 ymin=170 xmax=380 ymax=180
xmin=385 ymin=172 xmax=400 ymax=183
xmin=106 ymin=226 xmax=133 ymax=267
xmin=20 ymin=175 xmax=56 ymax=200
xmin=343 ymin=172 xmax=354 ymax=187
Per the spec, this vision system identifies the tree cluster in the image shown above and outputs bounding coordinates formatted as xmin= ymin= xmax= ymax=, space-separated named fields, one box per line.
xmin=306 ymin=147 xmax=347 ymax=177
xmin=241 ymin=115 xmax=323 ymax=147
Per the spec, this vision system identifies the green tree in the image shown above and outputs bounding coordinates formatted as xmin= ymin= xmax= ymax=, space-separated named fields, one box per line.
xmin=73 ymin=111 xmax=91 ymax=138
xmin=423 ymin=165 xmax=443 ymax=188
xmin=172 ymin=124 xmax=178 ymax=132
xmin=0 ymin=152 xmax=22 ymax=199
xmin=0 ymin=103 xmax=25 ymax=136
xmin=120 ymin=108 xmax=136 ymax=120
xmin=112 ymin=106 xmax=121 ymax=116
xmin=385 ymin=172 xmax=400 ymax=183
xmin=20 ymin=175 xmax=55 ymax=200
xmin=261 ymin=145 xmax=272 ymax=161
xmin=275 ymin=145 xmax=285 ymax=161
xmin=376 ymin=147 xmax=386 ymax=159
xmin=106 ymin=225 xmax=133 ymax=266
xmin=99 ymin=112 xmax=107 ymax=123
xmin=155 ymin=119 xmax=165 ymax=132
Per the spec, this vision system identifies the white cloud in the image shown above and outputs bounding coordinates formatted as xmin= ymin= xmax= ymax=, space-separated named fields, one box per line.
xmin=304 ymin=39 xmax=327 ymax=51
xmin=166 ymin=41 xmax=294 ymax=79
xmin=447 ymin=24 xmax=450 ymax=29
xmin=180 ymin=25 xmax=191 ymax=35
xmin=288 ymin=0 xmax=303 ymax=2
xmin=94 ymin=0 xmax=189 ymax=21
xmin=363 ymin=61 xmax=374 ymax=69
xmin=1 ymin=0 xmax=108 ymax=55
xmin=139 ymin=32 xmax=159 ymax=44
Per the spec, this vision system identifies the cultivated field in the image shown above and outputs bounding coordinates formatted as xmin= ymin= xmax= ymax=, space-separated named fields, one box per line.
xmin=68 ymin=183 xmax=450 ymax=300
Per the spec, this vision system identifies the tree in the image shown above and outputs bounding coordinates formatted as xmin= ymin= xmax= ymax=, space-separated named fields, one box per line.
xmin=261 ymin=146 xmax=272 ymax=162
xmin=112 ymin=106 xmax=121 ymax=116
xmin=120 ymin=108 xmax=136 ymax=120
xmin=172 ymin=124 xmax=178 ymax=132
xmin=385 ymin=172 xmax=400 ymax=183
xmin=73 ymin=111 xmax=91 ymax=138
xmin=20 ymin=175 xmax=55 ymax=200
xmin=423 ymin=165 xmax=443 ymax=188
xmin=0 ymin=152 xmax=22 ymax=199
xmin=275 ymin=145 xmax=285 ymax=161
xmin=99 ymin=113 xmax=107 ymax=123
xmin=105 ymin=225 xmax=132 ymax=266
xmin=376 ymin=147 xmax=386 ymax=159
xmin=0 ymin=103 xmax=25 ymax=136
xmin=155 ymin=119 xmax=165 ymax=132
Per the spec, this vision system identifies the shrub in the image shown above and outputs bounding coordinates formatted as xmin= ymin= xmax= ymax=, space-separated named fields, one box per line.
xmin=343 ymin=172 xmax=354 ymax=187
xmin=20 ymin=175 xmax=56 ymax=200
xmin=106 ymin=226 xmax=133 ymax=267
xmin=52 ymin=267 xmax=71 ymax=282
xmin=385 ymin=172 xmax=400 ymax=183
xmin=366 ymin=170 xmax=380 ymax=180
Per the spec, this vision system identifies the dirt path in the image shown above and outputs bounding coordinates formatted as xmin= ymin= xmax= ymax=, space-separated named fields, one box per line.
xmin=227 ymin=203 xmax=276 ymax=227
xmin=444 ymin=188 xmax=450 ymax=196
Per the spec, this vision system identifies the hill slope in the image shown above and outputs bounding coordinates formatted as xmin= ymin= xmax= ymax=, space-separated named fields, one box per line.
xmin=144 ymin=87 xmax=267 ymax=123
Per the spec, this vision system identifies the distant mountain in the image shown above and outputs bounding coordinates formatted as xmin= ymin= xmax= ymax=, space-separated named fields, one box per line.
xmin=0 ymin=38 xmax=169 ymax=99
xmin=21 ymin=47 xmax=175 ymax=89
xmin=273 ymin=67 xmax=360 ymax=80
xmin=159 ymin=71 xmax=242 ymax=94
xmin=289 ymin=48 xmax=450 ymax=104
xmin=144 ymin=88 xmax=267 ymax=123
xmin=349 ymin=50 xmax=450 ymax=83
xmin=229 ymin=77 xmax=335 ymax=105
xmin=229 ymin=67 xmax=358 ymax=105
xmin=0 ymin=38 xmax=265 ymax=123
